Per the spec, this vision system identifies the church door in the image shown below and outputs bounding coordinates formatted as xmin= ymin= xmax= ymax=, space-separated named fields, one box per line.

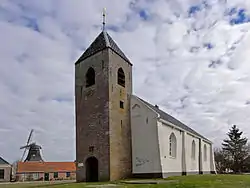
xmin=85 ymin=157 xmax=99 ymax=182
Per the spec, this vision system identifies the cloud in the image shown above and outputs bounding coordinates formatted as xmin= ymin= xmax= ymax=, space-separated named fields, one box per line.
xmin=1 ymin=0 xmax=250 ymax=163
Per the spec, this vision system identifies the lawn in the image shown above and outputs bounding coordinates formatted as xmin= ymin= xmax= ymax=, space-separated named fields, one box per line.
xmin=1 ymin=174 xmax=250 ymax=188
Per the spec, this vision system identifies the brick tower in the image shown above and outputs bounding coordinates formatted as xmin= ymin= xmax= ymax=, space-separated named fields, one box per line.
xmin=75 ymin=22 xmax=133 ymax=181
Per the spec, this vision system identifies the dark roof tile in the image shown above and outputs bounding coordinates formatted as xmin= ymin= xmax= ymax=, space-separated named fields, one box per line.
xmin=136 ymin=96 xmax=210 ymax=142
xmin=0 ymin=157 xmax=10 ymax=165
xmin=75 ymin=31 xmax=131 ymax=64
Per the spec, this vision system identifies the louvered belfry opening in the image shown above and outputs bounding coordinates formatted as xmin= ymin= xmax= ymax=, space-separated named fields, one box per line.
xmin=118 ymin=68 xmax=125 ymax=87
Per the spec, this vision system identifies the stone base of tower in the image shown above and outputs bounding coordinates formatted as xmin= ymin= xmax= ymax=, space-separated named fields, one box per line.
xmin=76 ymin=173 xmax=132 ymax=183
xmin=110 ymin=170 xmax=132 ymax=182
xmin=76 ymin=168 xmax=110 ymax=182
xmin=76 ymin=162 xmax=132 ymax=182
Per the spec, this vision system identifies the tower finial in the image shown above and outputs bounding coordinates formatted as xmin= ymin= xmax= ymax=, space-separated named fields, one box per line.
xmin=102 ymin=8 xmax=106 ymax=31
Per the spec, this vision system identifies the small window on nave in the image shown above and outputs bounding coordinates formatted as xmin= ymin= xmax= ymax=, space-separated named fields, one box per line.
xmin=86 ymin=67 xmax=95 ymax=88
xmin=169 ymin=133 xmax=177 ymax=158
xmin=204 ymin=144 xmax=207 ymax=161
xmin=117 ymin=68 xmax=125 ymax=87
xmin=191 ymin=140 xmax=196 ymax=160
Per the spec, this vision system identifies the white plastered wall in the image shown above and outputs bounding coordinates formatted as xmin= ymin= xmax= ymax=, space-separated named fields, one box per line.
xmin=185 ymin=134 xmax=199 ymax=172
xmin=131 ymin=96 xmax=162 ymax=174
xmin=157 ymin=121 xmax=182 ymax=173
xmin=202 ymin=140 xmax=211 ymax=172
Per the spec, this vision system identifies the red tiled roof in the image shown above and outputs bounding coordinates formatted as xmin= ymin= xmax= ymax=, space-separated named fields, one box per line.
xmin=17 ymin=162 xmax=76 ymax=173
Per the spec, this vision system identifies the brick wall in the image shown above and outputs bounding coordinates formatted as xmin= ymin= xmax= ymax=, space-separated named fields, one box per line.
xmin=75 ymin=49 xmax=110 ymax=182
xmin=75 ymin=48 xmax=133 ymax=182
xmin=16 ymin=171 xmax=76 ymax=181
xmin=108 ymin=50 xmax=132 ymax=180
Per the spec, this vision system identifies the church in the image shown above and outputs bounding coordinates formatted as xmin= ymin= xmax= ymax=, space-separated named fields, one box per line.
xmin=75 ymin=20 xmax=216 ymax=182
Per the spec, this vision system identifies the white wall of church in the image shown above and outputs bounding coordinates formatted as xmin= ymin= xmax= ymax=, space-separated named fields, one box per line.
xmin=185 ymin=134 xmax=199 ymax=173
xmin=131 ymin=96 xmax=162 ymax=174
xmin=130 ymin=96 xmax=216 ymax=176
xmin=157 ymin=121 xmax=182 ymax=173
xmin=202 ymin=141 xmax=211 ymax=172
xmin=210 ymin=144 xmax=216 ymax=172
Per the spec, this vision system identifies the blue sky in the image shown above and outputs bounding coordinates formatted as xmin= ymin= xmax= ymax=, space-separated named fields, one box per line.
xmin=1 ymin=0 xmax=250 ymax=163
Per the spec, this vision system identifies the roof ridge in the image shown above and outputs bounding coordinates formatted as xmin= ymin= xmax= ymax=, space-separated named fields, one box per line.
xmin=133 ymin=95 xmax=211 ymax=142
xmin=103 ymin=31 xmax=110 ymax=47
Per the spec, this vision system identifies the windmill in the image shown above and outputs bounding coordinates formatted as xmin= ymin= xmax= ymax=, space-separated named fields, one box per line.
xmin=20 ymin=129 xmax=44 ymax=162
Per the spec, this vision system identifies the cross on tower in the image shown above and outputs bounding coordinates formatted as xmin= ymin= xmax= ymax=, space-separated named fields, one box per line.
xmin=102 ymin=8 xmax=106 ymax=31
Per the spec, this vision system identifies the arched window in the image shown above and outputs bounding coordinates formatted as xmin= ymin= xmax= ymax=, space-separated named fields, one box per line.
xmin=191 ymin=140 xmax=196 ymax=160
xmin=86 ymin=67 xmax=95 ymax=88
xmin=117 ymin=68 xmax=125 ymax=87
xmin=169 ymin=133 xmax=177 ymax=158
xmin=204 ymin=144 xmax=207 ymax=161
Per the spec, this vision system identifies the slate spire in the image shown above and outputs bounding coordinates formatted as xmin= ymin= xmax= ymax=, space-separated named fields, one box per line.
xmin=75 ymin=9 xmax=131 ymax=65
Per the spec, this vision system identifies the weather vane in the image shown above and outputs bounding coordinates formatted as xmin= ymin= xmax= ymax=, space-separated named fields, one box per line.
xmin=102 ymin=8 xmax=106 ymax=31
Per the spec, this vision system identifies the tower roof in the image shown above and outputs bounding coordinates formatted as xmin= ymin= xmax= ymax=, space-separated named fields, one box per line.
xmin=75 ymin=31 xmax=132 ymax=65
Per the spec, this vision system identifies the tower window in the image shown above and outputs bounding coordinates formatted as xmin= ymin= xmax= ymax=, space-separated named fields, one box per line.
xmin=80 ymin=86 xmax=83 ymax=99
xmin=120 ymin=101 xmax=124 ymax=109
xmin=102 ymin=60 xmax=104 ymax=69
xmin=117 ymin=68 xmax=125 ymax=87
xmin=86 ymin=67 xmax=95 ymax=88
xmin=89 ymin=146 xmax=94 ymax=152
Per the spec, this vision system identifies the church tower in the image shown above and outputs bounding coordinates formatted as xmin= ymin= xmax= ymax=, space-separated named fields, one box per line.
xmin=75 ymin=13 xmax=133 ymax=182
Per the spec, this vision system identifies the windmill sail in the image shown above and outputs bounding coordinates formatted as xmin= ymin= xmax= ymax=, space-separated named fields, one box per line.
xmin=20 ymin=129 xmax=34 ymax=161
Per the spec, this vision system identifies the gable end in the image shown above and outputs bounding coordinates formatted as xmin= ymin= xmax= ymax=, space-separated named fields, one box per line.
xmin=0 ymin=157 xmax=9 ymax=165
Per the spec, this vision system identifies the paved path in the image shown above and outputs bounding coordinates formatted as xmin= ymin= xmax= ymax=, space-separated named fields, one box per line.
xmin=121 ymin=179 xmax=178 ymax=184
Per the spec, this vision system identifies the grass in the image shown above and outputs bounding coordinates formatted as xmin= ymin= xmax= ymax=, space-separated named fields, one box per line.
xmin=1 ymin=174 xmax=250 ymax=188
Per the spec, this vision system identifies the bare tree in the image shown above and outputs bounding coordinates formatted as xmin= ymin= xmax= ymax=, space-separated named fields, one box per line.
xmin=11 ymin=160 xmax=20 ymax=181
xmin=214 ymin=148 xmax=229 ymax=174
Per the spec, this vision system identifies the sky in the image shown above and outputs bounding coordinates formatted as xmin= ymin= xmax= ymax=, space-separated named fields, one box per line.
xmin=1 ymin=0 xmax=250 ymax=163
